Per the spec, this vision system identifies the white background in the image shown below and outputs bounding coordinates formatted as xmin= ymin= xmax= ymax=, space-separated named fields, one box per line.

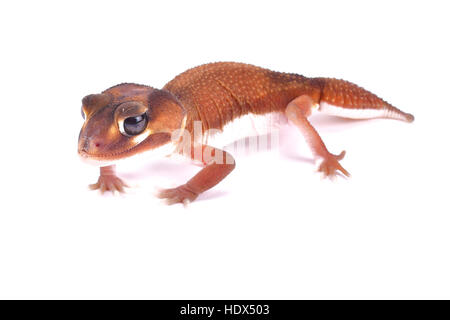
xmin=0 ymin=0 xmax=449 ymax=299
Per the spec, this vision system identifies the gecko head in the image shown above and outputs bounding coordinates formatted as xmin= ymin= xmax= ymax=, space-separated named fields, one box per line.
xmin=78 ymin=83 xmax=187 ymax=165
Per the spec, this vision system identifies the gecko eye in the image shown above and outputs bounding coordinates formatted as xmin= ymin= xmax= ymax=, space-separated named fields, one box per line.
xmin=123 ymin=113 xmax=148 ymax=136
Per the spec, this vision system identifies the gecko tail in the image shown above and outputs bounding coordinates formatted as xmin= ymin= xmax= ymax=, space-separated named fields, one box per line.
xmin=317 ymin=78 xmax=415 ymax=123
xmin=382 ymin=104 xmax=415 ymax=123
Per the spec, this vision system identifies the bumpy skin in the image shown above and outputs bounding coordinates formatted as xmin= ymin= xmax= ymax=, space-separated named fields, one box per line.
xmin=164 ymin=62 xmax=321 ymax=133
xmin=163 ymin=62 xmax=413 ymax=134
xmin=78 ymin=62 xmax=414 ymax=204
xmin=320 ymin=78 xmax=414 ymax=122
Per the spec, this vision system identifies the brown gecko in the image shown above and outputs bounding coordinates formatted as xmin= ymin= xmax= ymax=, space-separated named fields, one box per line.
xmin=78 ymin=62 xmax=414 ymax=204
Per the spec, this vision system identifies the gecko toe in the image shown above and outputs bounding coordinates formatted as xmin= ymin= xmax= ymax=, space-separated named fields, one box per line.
xmin=114 ymin=181 xmax=125 ymax=193
xmin=106 ymin=181 xmax=115 ymax=192
xmin=165 ymin=196 xmax=181 ymax=206
xmin=156 ymin=188 xmax=175 ymax=199
xmin=89 ymin=182 xmax=100 ymax=190
xmin=335 ymin=150 xmax=346 ymax=161
xmin=157 ymin=184 xmax=198 ymax=205
xmin=318 ymin=152 xmax=350 ymax=179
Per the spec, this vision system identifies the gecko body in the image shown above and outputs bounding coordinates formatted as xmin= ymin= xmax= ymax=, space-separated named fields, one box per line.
xmin=78 ymin=62 xmax=414 ymax=204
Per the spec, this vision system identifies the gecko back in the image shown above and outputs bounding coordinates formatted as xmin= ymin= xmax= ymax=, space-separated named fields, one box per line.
xmin=163 ymin=62 xmax=413 ymax=136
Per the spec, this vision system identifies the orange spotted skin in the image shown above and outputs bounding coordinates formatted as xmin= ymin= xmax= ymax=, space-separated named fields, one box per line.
xmin=163 ymin=62 xmax=413 ymax=133
xmin=320 ymin=78 xmax=384 ymax=109
xmin=319 ymin=78 xmax=414 ymax=121
xmin=163 ymin=62 xmax=323 ymax=133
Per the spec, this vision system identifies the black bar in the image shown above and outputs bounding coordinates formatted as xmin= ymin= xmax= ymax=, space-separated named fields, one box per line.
xmin=0 ymin=300 xmax=448 ymax=319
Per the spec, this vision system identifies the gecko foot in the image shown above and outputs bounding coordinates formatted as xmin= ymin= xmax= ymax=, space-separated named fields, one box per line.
xmin=317 ymin=150 xmax=350 ymax=178
xmin=157 ymin=184 xmax=199 ymax=206
xmin=89 ymin=175 xmax=129 ymax=194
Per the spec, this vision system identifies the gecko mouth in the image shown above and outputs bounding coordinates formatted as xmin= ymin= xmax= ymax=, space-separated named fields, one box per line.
xmin=78 ymin=132 xmax=173 ymax=163
xmin=78 ymin=147 xmax=138 ymax=161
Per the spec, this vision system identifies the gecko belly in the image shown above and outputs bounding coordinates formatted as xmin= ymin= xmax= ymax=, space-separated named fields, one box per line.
xmin=204 ymin=112 xmax=287 ymax=148
xmin=319 ymin=102 xmax=407 ymax=121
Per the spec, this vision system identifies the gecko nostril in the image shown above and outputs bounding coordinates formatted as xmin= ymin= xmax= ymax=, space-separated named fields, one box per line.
xmin=90 ymin=140 xmax=102 ymax=149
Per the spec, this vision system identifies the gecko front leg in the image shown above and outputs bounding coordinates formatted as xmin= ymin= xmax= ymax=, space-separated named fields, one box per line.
xmin=89 ymin=165 xmax=129 ymax=193
xmin=157 ymin=145 xmax=236 ymax=205
xmin=285 ymin=95 xmax=350 ymax=178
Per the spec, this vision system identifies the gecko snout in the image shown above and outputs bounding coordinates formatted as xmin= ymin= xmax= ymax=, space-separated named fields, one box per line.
xmin=86 ymin=138 xmax=104 ymax=153
xmin=78 ymin=135 xmax=104 ymax=155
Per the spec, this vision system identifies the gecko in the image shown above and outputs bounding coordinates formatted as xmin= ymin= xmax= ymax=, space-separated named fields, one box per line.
xmin=78 ymin=62 xmax=414 ymax=204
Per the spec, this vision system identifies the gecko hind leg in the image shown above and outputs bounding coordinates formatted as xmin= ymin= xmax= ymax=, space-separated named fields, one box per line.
xmin=285 ymin=95 xmax=350 ymax=178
